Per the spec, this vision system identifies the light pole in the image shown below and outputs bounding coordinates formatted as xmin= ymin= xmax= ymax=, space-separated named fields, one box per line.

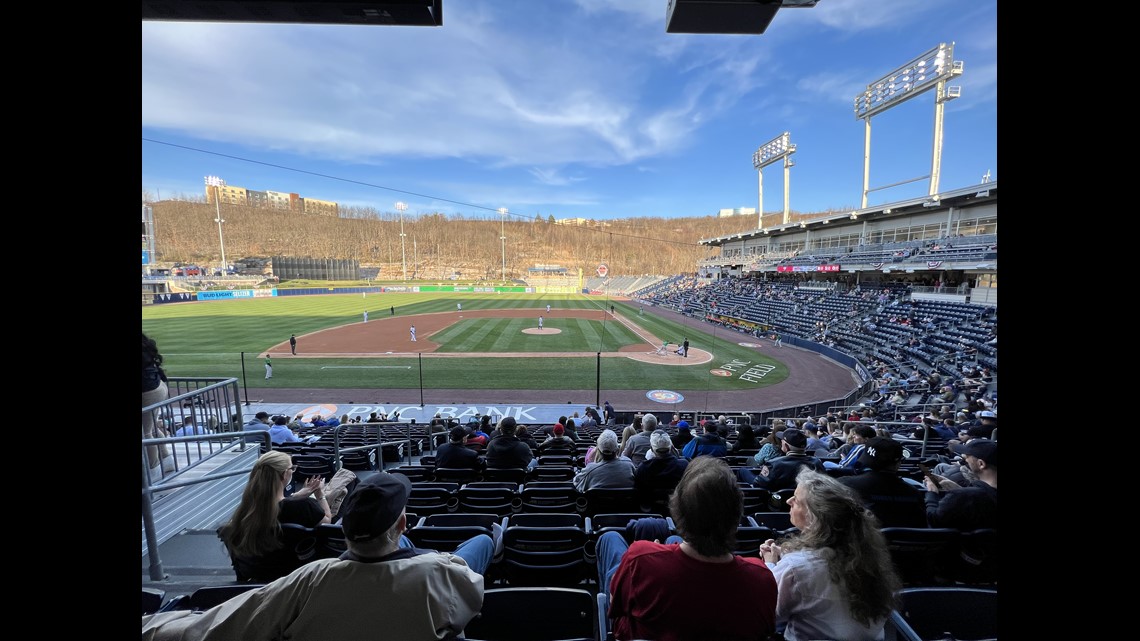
xmin=395 ymin=201 xmax=408 ymax=280
xmin=752 ymin=132 xmax=796 ymax=228
xmin=498 ymin=207 xmax=508 ymax=281
xmin=853 ymin=42 xmax=962 ymax=206
xmin=205 ymin=176 xmax=227 ymax=271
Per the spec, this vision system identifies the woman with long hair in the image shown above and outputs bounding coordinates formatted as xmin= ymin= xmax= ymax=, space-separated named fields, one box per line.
xmin=760 ymin=468 xmax=901 ymax=641
xmin=218 ymin=450 xmax=332 ymax=581
xmin=142 ymin=333 xmax=175 ymax=474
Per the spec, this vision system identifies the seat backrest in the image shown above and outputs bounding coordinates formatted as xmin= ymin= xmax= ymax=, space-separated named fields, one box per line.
xmin=406 ymin=483 xmax=460 ymax=516
xmin=752 ymin=511 xmax=794 ymax=531
xmin=458 ymin=486 xmax=522 ymax=516
xmin=956 ymin=528 xmax=998 ymax=586
xmin=482 ymin=467 xmax=528 ymax=483
xmin=222 ymin=523 xmax=318 ymax=583
xmin=881 ymin=527 xmax=961 ymax=586
xmin=739 ymin=487 xmax=772 ymax=514
xmin=142 ymin=588 xmax=166 ymax=615
xmin=733 ymin=517 xmax=775 ymax=557
xmin=582 ymin=487 xmax=640 ymax=517
xmin=433 ymin=466 xmax=480 ymax=484
xmin=895 ymin=587 xmax=998 ymax=641
xmin=462 ymin=587 xmax=597 ymax=641
xmin=529 ymin=465 xmax=577 ymax=482
xmin=520 ymin=485 xmax=580 ymax=513
xmin=314 ymin=523 xmax=348 ymax=559
xmin=501 ymin=524 xmax=591 ymax=587
xmin=406 ymin=512 xmax=497 ymax=553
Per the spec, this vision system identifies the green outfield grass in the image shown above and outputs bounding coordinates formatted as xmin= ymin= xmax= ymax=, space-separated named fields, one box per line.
xmin=142 ymin=291 xmax=789 ymax=391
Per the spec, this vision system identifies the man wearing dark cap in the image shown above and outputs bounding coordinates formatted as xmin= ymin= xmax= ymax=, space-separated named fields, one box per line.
xmin=838 ymin=437 xmax=926 ymax=527
xmin=748 ymin=429 xmax=825 ymax=492
xmin=142 ymin=473 xmax=492 ymax=640
xmin=435 ymin=426 xmax=483 ymax=474
xmin=483 ymin=416 xmax=537 ymax=472
xmin=924 ymin=438 xmax=998 ymax=530
xmin=670 ymin=420 xmax=695 ymax=451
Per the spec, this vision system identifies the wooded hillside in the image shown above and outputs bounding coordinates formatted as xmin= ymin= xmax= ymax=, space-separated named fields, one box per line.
xmin=149 ymin=199 xmax=838 ymax=278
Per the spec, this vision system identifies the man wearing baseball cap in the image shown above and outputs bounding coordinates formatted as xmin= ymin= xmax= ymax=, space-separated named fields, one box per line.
xmin=838 ymin=437 xmax=926 ymax=527
xmin=923 ymin=438 xmax=998 ymax=530
xmin=142 ymin=473 xmax=492 ymax=641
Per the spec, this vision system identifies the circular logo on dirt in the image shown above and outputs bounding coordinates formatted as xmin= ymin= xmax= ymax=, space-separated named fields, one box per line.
xmin=738 ymin=342 xmax=762 ymax=347
xmin=597 ymin=263 xmax=609 ymax=278
xmin=709 ymin=369 xmax=732 ymax=377
xmin=646 ymin=390 xmax=683 ymax=403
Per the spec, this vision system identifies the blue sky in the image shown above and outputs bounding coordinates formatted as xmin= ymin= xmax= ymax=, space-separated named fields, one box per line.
xmin=141 ymin=0 xmax=997 ymax=223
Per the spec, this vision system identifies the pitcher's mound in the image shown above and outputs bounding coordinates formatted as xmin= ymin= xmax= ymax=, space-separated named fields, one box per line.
xmin=523 ymin=328 xmax=561 ymax=334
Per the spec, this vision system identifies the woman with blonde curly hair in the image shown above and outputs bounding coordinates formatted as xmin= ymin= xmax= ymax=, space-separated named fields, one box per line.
xmin=218 ymin=450 xmax=332 ymax=581
xmin=760 ymin=468 xmax=901 ymax=641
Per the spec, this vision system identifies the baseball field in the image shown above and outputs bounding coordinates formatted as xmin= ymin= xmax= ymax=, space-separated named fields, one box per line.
xmin=141 ymin=291 xmax=794 ymax=393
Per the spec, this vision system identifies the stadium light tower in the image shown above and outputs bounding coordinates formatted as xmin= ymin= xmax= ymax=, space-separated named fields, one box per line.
xmin=853 ymin=42 xmax=963 ymax=207
xmin=205 ymin=176 xmax=227 ymax=271
xmin=498 ymin=207 xmax=508 ymax=281
xmin=752 ymin=132 xmax=796 ymax=228
xmin=395 ymin=201 xmax=408 ymax=280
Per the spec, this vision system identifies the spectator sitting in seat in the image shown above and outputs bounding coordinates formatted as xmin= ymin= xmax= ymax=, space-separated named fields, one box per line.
xmin=483 ymin=416 xmax=537 ymax=472
xmin=245 ymin=411 xmax=271 ymax=432
xmin=838 ymin=437 xmax=926 ymax=528
xmin=761 ymin=469 xmax=902 ymax=641
xmin=669 ymin=420 xmax=694 ymax=451
xmin=825 ymin=424 xmax=877 ymax=470
xmin=746 ymin=429 xmax=825 ymax=492
xmin=634 ymin=430 xmax=688 ymax=495
xmin=175 ymin=416 xmax=210 ymax=437
xmin=268 ymin=415 xmax=304 ymax=445
xmin=753 ymin=429 xmax=784 ymax=467
xmin=573 ymin=429 xmax=635 ymax=492
xmin=802 ymin=423 xmax=829 ymax=457
xmin=146 ymin=473 xmax=491 ymax=640
xmin=465 ymin=422 xmax=490 ymax=449
xmin=216 ymin=451 xmax=332 ymax=582
xmin=681 ymin=420 xmax=729 ymax=459
xmin=598 ymin=457 xmax=778 ymax=641
xmin=515 ymin=424 xmax=539 ymax=453
xmin=728 ymin=424 xmax=761 ymax=452
xmin=538 ymin=423 xmax=578 ymax=454
xmin=435 ymin=427 xmax=483 ymax=474
xmin=924 ymin=438 xmax=998 ymax=530
xmin=620 ymin=412 xmax=658 ymax=465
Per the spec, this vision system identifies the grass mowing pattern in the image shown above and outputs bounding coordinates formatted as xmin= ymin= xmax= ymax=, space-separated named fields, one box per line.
xmin=143 ymin=292 xmax=790 ymax=390
xmin=433 ymin=318 xmax=641 ymax=353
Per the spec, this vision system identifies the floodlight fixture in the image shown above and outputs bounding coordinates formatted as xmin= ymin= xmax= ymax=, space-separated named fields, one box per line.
xmin=395 ymin=201 xmax=408 ymax=280
xmin=853 ymin=43 xmax=962 ymax=119
xmin=853 ymin=42 xmax=963 ymax=207
xmin=752 ymin=131 xmax=797 ymax=227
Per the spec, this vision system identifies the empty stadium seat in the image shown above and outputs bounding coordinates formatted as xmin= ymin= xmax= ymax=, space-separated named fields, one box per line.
xmin=462 ymin=587 xmax=598 ymax=641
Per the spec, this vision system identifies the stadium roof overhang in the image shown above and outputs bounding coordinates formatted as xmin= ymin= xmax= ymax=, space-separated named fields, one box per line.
xmin=697 ymin=181 xmax=997 ymax=248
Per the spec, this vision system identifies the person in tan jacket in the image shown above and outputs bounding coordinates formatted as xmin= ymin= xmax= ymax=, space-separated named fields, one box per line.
xmin=142 ymin=473 xmax=492 ymax=641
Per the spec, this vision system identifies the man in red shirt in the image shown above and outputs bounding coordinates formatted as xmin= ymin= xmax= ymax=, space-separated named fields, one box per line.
xmin=598 ymin=457 xmax=778 ymax=641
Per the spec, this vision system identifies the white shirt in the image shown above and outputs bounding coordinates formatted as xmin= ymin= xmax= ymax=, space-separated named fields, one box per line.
xmin=770 ymin=549 xmax=885 ymax=641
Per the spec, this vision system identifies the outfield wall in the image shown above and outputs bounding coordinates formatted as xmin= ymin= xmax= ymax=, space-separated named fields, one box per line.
xmin=146 ymin=284 xmax=546 ymax=305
